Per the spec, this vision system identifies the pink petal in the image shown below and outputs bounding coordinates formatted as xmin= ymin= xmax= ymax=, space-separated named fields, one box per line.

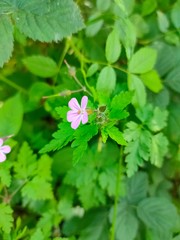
xmin=68 ymin=98 xmax=80 ymax=111
xmin=71 ymin=115 xmax=82 ymax=129
xmin=82 ymin=111 xmax=88 ymax=124
xmin=81 ymin=96 xmax=88 ymax=109
xmin=0 ymin=139 xmax=3 ymax=147
xmin=1 ymin=145 xmax=11 ymax=154
xmin=67 ymin=110 xmax=78 ymax=122
xmin=0 ymin=152 xmax=6 ymax=162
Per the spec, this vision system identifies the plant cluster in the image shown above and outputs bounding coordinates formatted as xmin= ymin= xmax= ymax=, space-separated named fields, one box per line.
xmin=0 ymin=0 xmax=180 ymax=240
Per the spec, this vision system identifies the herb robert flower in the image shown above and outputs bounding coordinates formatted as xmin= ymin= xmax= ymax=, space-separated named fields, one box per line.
xmin=67 ymin=96 xmax=88 ymax=129
xmin=0 ymin=138 xmax=11 ymax=162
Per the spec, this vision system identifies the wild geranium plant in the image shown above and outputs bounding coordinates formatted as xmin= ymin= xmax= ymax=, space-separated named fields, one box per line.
xmin=0 ymin=0 xmax=179 ymax=239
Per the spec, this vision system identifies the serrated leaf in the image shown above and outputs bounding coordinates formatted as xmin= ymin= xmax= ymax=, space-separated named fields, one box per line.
xmin=111 ymin=201 xmax=138 ymax=240
xmin=126 ymin=172 xmax=148 ymax=204
xmin=0 ymin=204 xmax=13 ymax=233
xmin=105 ymin=29 xmax=121 ymax=63
xmin=107 ymin=126 xmax=126 ymax=145
xmin=22 ymin=176 xmax=53 ymax=200
xmin=129 ymin=47 xmax=157 ymax=74
xmin=0 ymin=15 xmax=14 ymax=68
xmin=96 ymin=66 xmax=116 ymax=97
xmin=22 ymin=55 xmax=58 ymax=78
xmin=0 ymin=94 xmax=23 ymax=136
xmin=12 ymin=0 xmax=84 ymax=42
xmin=150 ymin=133 xmax=168 ymax=167
xmin=137 ymin=197 xmax=177 ymax=232
xmin=0 ymin=163 xmax=12 ymax=187
xmin=124 ymin=122 xmax=151 ymax=177
xmin=128 ymin=74 xmax=146 ymax=107
xmin=110 ymin=91 xmax=132 ymax=119
xmin=14 ymin=142 xmax=37 ymax=179
xmin=140 ymin=70 xmax=163 ymax=93
xmin=72 ymin=125 xmax=98 ymax=165
xmin=147 ymin=107 xmax=168 ymax=132
xmin=40 ymin=122 xmax=74 ymax=153
xmin=37 ymin=154 xmax=52 ymax=181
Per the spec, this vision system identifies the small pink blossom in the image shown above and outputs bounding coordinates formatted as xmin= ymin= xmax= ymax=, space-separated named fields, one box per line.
xmin=0 ymin=138 xmax=11 ymax=162
xmin=67 ymin=96 xmax=88 ymax=129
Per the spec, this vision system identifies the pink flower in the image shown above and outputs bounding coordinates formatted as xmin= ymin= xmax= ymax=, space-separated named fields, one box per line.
xmin=0 ymin=138 xmax=11 ymax=162
xmin=67 ymin=96 xmax=88 ymax=129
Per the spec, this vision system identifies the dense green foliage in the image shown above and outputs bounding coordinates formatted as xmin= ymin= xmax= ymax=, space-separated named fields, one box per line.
xmin=0 ymin=0 xmax=180 ymax=239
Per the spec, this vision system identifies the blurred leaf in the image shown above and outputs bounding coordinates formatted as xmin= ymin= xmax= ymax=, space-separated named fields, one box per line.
xmin=96 ymin=0 xmax=111 ymax=11
xmin=112 ymin=201 xmax=138 ymax=240
xmin=13 ymin=0 xmax=84 ymax=42
xmin=171 ymin=0 xmax=180 ymax=28
xmin=105 ymin=29 xmax=121 ymax=63
xmin=0 ymin=94 xmax=23 ymax=136
xmin=167 ymin=103 xmax=180 ymax=143
xmin=128 ymin=74 xmax=146 ymax=107
xmin=96 ymin=66 xmax=116 ymax=97
xmin=87 ymin=63 xmax=99 ymax=77
xmin=30 ymin=228 xmax=44 ymax=240
xmin=126 ymin=172 xmax=148 ymax=204
xmin=0 ymin=204 xmax=13 ymax=233
xmin=137 ymin=197 xmax=178 ymax=232
xmin=22 ymin=55 xmax=58 ymax=78
xmin=86 ymin=13 xmax=103 ymax=37
xmin=165 ymin=65 xmax=180 ymax=93
xmin=157 ymin=11 xmax=169 ymax=33
xmin=150 ymin=133 xmax=168 ymax=167
xmin=140 ymin=70 xmax=163 ymax=93
xmin=0 ymin=15 xmax=13 ymax=68
xmin=141 ymin=0 xmax=157 ymax=16
xmin=129 ymin=47 xmax=157 ymax=74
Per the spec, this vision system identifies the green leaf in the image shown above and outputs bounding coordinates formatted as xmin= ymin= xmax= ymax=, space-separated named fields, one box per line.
xmin=79 ymin=209 xmax=109 ymax=240
xmin=129 ymin=47 xmax=157 ymax=74
xmin=167 ymin=103 xmax=180 ymax=143
xmin=171 ymin=0 xmax=180 ymax=28
xmin=0 ymin=162 xmax=12 ymax=187
xmin=0 ymin=94 xmax=23 ymax=136
xmin=40 ymin=122 xmax=74 ymax=153
xmin=72 ymin=125 xmax=98 ymax=165
xmin=22 ymin=55 xmax=58 ymax=78
xmin=140 ymin=70 xmax=163 ymax=93
xmin=87 ymin=63 xmax=99 ymax=77
xmin=14 ymin=142 xmax=37 ymax=179
xmin=141 ymin=0 xmax=157 ymax=16
xmin=115 ymin=17 xmax=136 ymax=59
xmin=0 ymin=15 xmax=14 ymax=67
xmin=137 ymin=197 xmax=177 ymax=232
xmin=157 ymin=11 xmax=169 ymax=33
xmin=22 ymin=176 xmax=53 ymax=200
xmin=13 ymin=0 xmax=84 ymax=42
xmin=96 ymin=0 xmax=111 ymax=11
xmin=96 ymin=66 xmax=116 ymax=97
xmin=0 ymin=1 xmax=15 ymax=14
xmin=146 ymin=107 xmax=168 ymax=132
xmin=107 ymin=126 xmax=126 ymax=145
xmin=165 ymin=65 xmax=180 ymax=93
xmin=86 ymin=13 xmax=104 ymax=37
xmin=150 ymin=133 xmax=168 ymax=167
xmin=110 ymin=91 xmax=132 ymax=119
xmin=124 ymin=122 xmax=151 ymax=177
xmin=37 ymin=154 xmax=52 ymax=181
xmin=113 ymin=201 xmax=138 ymax=240
xmin=128 ymin=74 xmax=146 ymax=107
xmin=0 ymin=204 xmax=13 ymax=233
xmin=30 ymin=228 xmax=44 ymax=240
xmin=105 ymin=29 xmax=121 ymax=63
xmin=126 ymin=172 xmax=148 ymax=204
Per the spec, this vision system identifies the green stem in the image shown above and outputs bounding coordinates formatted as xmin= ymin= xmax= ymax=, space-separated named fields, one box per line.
xmin=110 ymin=146 xmax=124 ymax=240
xmin=0 ymin=75 xmax=28 ymax=94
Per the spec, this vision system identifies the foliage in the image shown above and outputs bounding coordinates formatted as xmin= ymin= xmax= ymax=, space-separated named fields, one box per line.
xmin=0 ymin=0 xmax=180 ymax=239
